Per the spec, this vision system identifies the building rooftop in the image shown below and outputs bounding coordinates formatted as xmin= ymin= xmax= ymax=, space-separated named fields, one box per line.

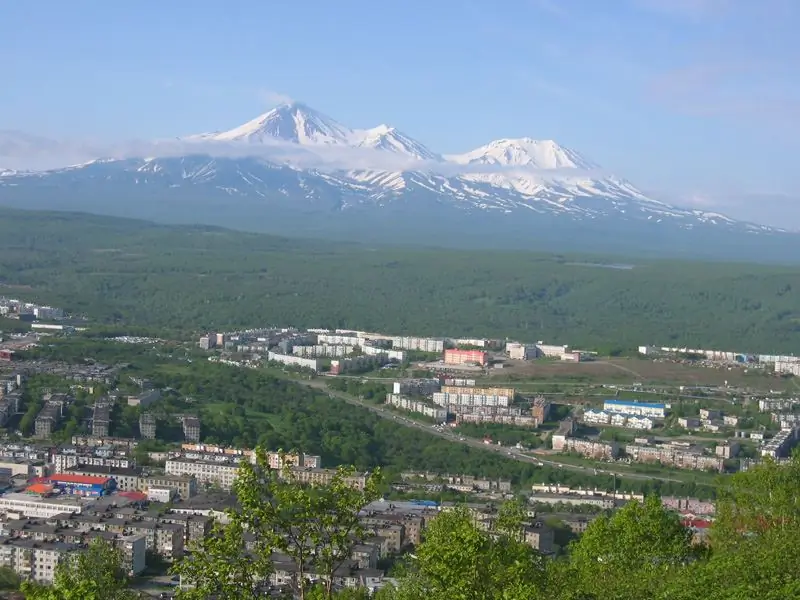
xmin=50 ymin=473 xmax=112 ymax=486
xmin=604 ymin=399 xmax=666 ymax=409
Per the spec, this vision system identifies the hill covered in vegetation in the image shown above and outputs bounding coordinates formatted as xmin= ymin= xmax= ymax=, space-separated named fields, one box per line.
xmin=1 ymin=208 xmax=798 ymax=353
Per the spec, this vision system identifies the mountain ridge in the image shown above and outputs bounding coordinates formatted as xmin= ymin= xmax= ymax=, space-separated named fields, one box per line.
xmin=0 ymin=101 xmax=792 ymax=259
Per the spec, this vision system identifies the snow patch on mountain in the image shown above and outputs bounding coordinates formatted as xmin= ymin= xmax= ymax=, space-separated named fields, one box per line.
xmin=446 ymin=138 xmax=596 ymax=170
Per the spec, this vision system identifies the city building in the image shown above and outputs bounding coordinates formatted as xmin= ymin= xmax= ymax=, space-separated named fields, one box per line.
xmin=531 ymin=397 xmax=551 ymax=424
xmin=603 ymin=400 xmax=666 ymax=419
xmin=761 ymin=428 xmax=799 ymax=459
xmin=678 ymin=417 xmax=701 ymax=429
xmin=182 ymin=416 xmax=201 ymax=442
xmin=392 ymin=379 xmax=441 ymax=396
xmin=535 ymin=343 xmax=569 ymax=358
xmin=432 ymin=386 xmax=513 ymax=408
xmin=316 ymin=333 xmax=361 ymax=346
xmin=385 ymin=394 xmax=448 ymax=421
xmin=34 ymin=395 xmax=69 ymax=439
xmin=165 ymin=458 xmax=239 ymax=490
xmin=362 ymin=344 xmax=406 ymax=361
xmin=443 ymin=349 xmax=488 ymax=366
xmin=91 ymin=401 xmax=112 ymax=437
xmin=48 ymin=474 xmax=116 ymax=497
xmin=391 ymin=336 xmax=444 ymax=353
xmin=506 ymin=343 xmax=536 ymax=360
xmin=293 ymin=344 xmax=355 ymax=358
xmin=0 ymin=538 xmax=77 ymax=584
xmin=267 ymin=352 xmax=319 ymax=372
xmin=139 ymin=412 xmax=156 ymax=439
xmin=127 ymin=389 xmax=161 ymax=408
xmin=0 ymin=492 xmax=87 ymax=518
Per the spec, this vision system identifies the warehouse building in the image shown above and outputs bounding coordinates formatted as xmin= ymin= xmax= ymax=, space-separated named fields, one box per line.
xmin=48 ymin=474 xmax=116 ymax=497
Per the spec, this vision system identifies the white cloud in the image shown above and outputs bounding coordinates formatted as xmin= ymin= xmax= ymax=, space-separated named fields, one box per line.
xmin=258 ymin=89 xmax=294 ymax=107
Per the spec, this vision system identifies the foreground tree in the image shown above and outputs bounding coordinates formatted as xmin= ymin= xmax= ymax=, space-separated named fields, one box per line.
xmin=172 ymin=519 xmax=272 ymax=600
xmin=174 ymin=448 xmax=382 ymax=600
xmin=661 ymin=453 xmax=800 ymax=600
xmin=382 ymin=503 xmax=546 ymax=600
xmin=562 ymin=494 xmax=697 ymax=600
xmin=21 ymin=538 xmax=140 ymax=600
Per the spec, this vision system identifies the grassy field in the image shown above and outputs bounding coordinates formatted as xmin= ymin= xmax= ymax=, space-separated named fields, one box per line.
xmin=485 ymin=357 xmax=796 ymax=392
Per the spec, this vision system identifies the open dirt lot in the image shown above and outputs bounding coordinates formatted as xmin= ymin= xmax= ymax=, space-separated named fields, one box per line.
xmin=487 ymin=357 xmax=797 ymax=391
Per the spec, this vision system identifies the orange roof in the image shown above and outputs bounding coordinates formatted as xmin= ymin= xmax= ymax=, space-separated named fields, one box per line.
xmin=26 ymin=483 xmax=54 ymax=494
xmin=50 ymin=473 xmax=111 ymax=486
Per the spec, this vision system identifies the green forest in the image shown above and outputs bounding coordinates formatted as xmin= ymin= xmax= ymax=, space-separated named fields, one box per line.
xmin=1 ymin=208 xmax=799 ymax=352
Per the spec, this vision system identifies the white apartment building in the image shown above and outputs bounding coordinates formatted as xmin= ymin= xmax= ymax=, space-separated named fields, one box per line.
xmin=316 ymin=334 xmax=361 ymax=346
xmin=166 ymin=459 xmax=240 ymax=490
xmin=603 ymin=400 xmax=666 ymax=419
xmin=385 ymin=394 xmax=447 ymax=421
xmin=535 ymin=343 xmax=569 ymax=358
xmin=582 ymin=409 xmax=611 ymax=425
xmin=267 ymin=352 xmax=319 ymax=372
xmin=363 ymin=344 xmax=406 ymax=361
xmin=392 ymin=379 xmax=441 ymax=396
xmin=292 ymin=344 xmax=355 ymax=358
xmin=0 ymin=538 xmax=75 ymax=584
xmin=391 ymin=336 xmax=445 ymax=353
xmin=432 ymin=392 xmax=511 ymax=408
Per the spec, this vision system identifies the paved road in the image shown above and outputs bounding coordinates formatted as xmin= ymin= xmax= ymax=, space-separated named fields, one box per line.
xmin=301 ymin=379 xmax=704 ymax=486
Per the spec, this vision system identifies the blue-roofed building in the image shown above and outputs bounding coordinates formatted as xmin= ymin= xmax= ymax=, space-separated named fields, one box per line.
xmin=603 ymin=399 xmax=666 ymax=419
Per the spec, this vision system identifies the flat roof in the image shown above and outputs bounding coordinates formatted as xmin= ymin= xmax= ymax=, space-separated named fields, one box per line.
xmin=604 ymin=399 xmax=666 ymax=409
xmin=50 ymin=474 xmax=112 ymax=486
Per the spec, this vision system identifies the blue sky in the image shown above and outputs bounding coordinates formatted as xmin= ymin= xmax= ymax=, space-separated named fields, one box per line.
xmin=2 ymin=0 xmax=799 ymax=221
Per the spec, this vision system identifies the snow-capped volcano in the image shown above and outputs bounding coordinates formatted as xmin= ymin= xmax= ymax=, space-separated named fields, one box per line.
xmin=0 ymin=100 xmax=785 ymax=259
xmin=188 ymin=101 xmax=439 ymax=161
xmin=189 ymin=101 xmax=353 ymax=146
xmin=446 ymin=138 xmax=596 ymax=170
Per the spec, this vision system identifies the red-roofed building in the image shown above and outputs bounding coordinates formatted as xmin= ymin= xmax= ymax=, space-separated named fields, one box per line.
xmin=48 ymin=473 xmax=116 ymax=497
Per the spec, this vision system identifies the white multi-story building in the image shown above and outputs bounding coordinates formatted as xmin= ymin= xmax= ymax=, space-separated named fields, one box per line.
xmin=391 ymin=336 xmax=445 ymax=353
xmin=776 ymin=361 xmax=800 ymax=376
xmin=385 ymin=394 xmax=447 ymax=422
xmin=292 ymin=345 xmax=355 ymax=358
xmin=582 ymin=409 xmax=611 ymax=425
xmin=603 ymin=400 xmax=666 ymax=419
xmin=432 ymin=392 xmax=511 ymax=408
xmin=316 ymin=333 xmax=361 ymax=346
xmin=267 ymin=352 xmax=319 ymax=372
xmin=0 ymin=538 xmax=76 ymax=584
xmin=363 ymin=344 xmax=406 ymax=361
xmin=166 ymin=458 xmax=240 ymax=490
xmin=392 ymin=379 xmax=441 ymax=396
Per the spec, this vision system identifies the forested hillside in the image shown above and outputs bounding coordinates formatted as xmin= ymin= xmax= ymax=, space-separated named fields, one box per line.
xmin=1 ymin=208 xmax=798 ymax=352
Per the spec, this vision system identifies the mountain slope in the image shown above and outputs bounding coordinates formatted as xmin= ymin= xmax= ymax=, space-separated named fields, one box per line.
xmin=446 ymin=138 xmax=596 ymax=169
xmin=0 ymin=101 xmax=790 ymax=260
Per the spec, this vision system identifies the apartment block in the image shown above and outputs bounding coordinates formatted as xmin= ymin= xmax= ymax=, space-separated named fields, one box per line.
xmin=391 ymin=336 xmax=444 ymax=353
xmin=443 ymin=349 xmax=488 ymax=366
xmin=34 ymin=394 xmax=69 ymax=439
xmin=165 ymin=458 xmax=239 ymax=490
xmin=91 ymin=400 xmax=112 ymax=437
xmin=139 ymin=412 xmax=156 ymax=439
xmin=182 ymin=416 xmax=201 ymax=442
xmin=267 ymin=351 xmax=320 ymax=372
xmin=531 ymin=397 xmax=551 ymax=424
xmin=392 ymin=379 xmax=441 ymax=396
xmin=293 ymin=344 xmax=355 ymax=358
xmin=385 ymin=394 xmax=447 ymax=421
xmin=0 ymin=538 xmax=76 ymax=584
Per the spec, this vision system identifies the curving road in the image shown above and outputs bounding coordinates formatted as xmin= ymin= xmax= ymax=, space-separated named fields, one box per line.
xmin=301 ymin=379 xmax=708 ymax=486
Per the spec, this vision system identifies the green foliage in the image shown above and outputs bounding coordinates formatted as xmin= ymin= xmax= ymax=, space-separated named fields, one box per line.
xmin=1 ymin=209 xmax=800 ymax=351
xmin=0 ymin=566 xmax=20 ymax=590
xmin=175 ymin=449 xmax=382 ymax=600
xmin=382 ymin=504 xmax=546 ymax=600
xmin=20 ymin=539 xmax=139 ymax=600
xmin=564 ymin=495 xmax=698 ymax=600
